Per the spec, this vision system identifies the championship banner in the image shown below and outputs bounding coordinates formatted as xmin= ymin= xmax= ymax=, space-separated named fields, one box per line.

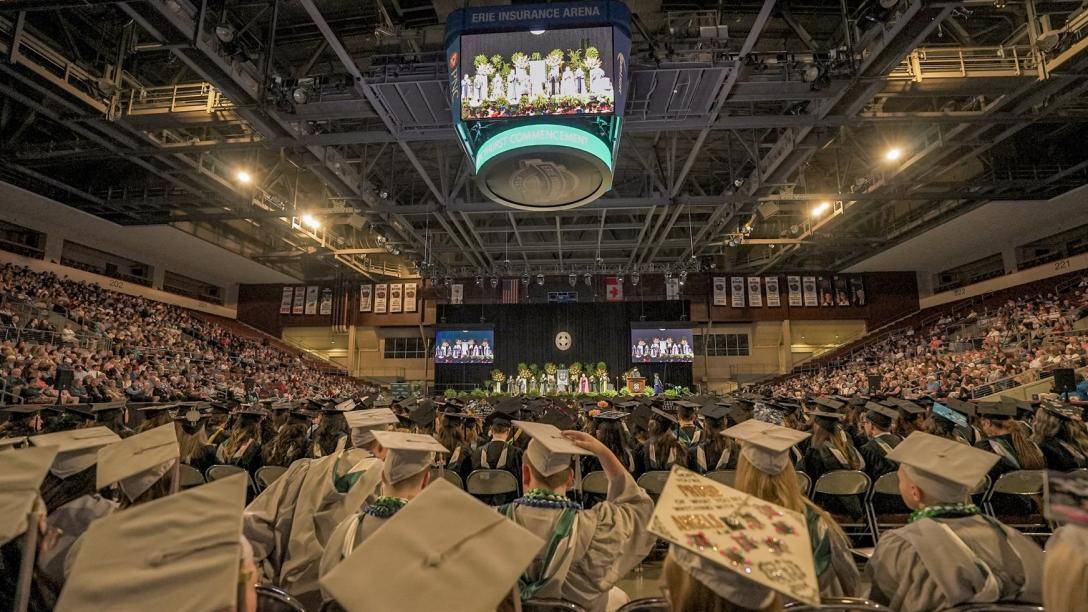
xmin=292 ymin=286 xmax=305 ymax=314
xmin=450 ymin=283 xmax=464 ymax=305
xmin=712 ymin=277 xmax=728 ymax=306
xmin=392 ymin=284 xmax=404 ymax=312
xmin=747 ymin=277 xmax=763 ymax=308
xmin=359 ymin=284 xmax=373 ymax=312
xmin=730 ymin=277 xmax=745 ymax=308
xmin=765 ymin=276 xmax=781 ymax=307
xmin=665 ymin=277 xmax=680 ymax=300
xmin=802 ymin=276 xmax=818 ymax=307
xmin=404 ymin=282 xmax=418 ymax=312
xmin=787 ymin=276 xmax=802 ymax=307
xmin=279 ymin=287 xmax=294 ymax=314
xmin=319 ymin=288 xmax=333 ymax=315
xmin=374 ymin=284 xmax=388 ymax=313
xmin=850 ymin=276 xmax=866 ymax=306
xmin=304 ymin=286 xmax=319 ymax=315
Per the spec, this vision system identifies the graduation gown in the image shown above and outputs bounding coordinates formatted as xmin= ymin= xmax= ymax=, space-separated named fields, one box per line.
xmin=807 ymin=506 xmax=862 ymax=598
xmin=182 ymin=444 xmax=217 ymax=475
xmin=866 ymin=515 xmax=1044 ymax=611
xmin=858 ymin=433 xmax=902 ymax=481
xmin=243 ymin=446 xmax=382 ymax=606
xmin=216 ymin=438 xmax=263 ymax=475
xmin=473 ymin=440 xmax=522 ymax=477
xmin=318 ymin=510 xmax=394 ymax=601
xmin=39 ymin=494 xmax=116 ymax=587
xmin=675 ymin=425 xmax=702 ymax=449
xmin=1039 ymin=438 xmax=1087 ymax=471
xmin=690 ymin=441 xmax=737 ymax=473
xmin=799 ymin=443 xmax=865 ymax=518
xmin=500 ymin=471 xmax=655 ymax=612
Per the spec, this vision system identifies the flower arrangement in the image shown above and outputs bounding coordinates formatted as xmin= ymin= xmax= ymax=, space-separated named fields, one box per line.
xmin=544 ymin=362 xmax=557 ymax=375
xmin=517 ymin=362 xmax=531 ymax=379
xmin=568 ymin=361 xmax=582 ymax=378
xmin=491 ymin=369 xmax=506 ymax=383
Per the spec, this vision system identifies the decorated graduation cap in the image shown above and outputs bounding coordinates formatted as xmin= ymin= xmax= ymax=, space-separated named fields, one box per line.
xmin=0 ymin=445 xmax=59 ymax=546
xmin=591 ymin=410 xmax=628 ymax=422
xmin=514 ymin=420 xmax=593 ymax=477
xmin=30 ymin=426 xmax=120 ymax=479
xmin=372 ymin=430 xmax=447 ymax=484
xmin=887 ymin=432 xmax=999 ymax=503
xmin=649 ymin=467 xmax=820 ymax=607
xmin=321 ymin=479 xmax=545 ymax=612
xmin=1046 ymin=468 xmax=1088 ymax=526
xmin=864 ymin=402 xmax=899 ymax=430
xmin=96 ymin=423 xmax=180 ymax=502
xmin=173 ymin=403 xmax=206 ymax=423
xmin=1041 ymin=401 xmax=1083 ymax=421
xmin=57 ymin=473 xmax=248 ymax=612
xmin=724 ymin=420 xmax=810 ymax=475
xmin=931 ymin=401 xmax=969 ymax=429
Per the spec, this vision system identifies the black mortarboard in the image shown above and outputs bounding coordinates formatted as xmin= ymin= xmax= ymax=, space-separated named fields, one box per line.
xmin=813 ymin=397 xmax=844 ymax=412
xmin=865 ymin=402 xmax=898 ymax=428
xmin=651 ymin=406 xmax=678 ymax=424
xmin=700 ymin=404 xmax=730 ymax=421
xmin=65 ymin=405 xmax=96 ymax=420
xmin=943 ymin=397 xmax=976 ymax=417
xmin=727 ymin=407 xmax=752 ymax=424
xmin=1043 ymin=401 xmax=1083 ymax=421
xmin=810 ymin=410 xmax=845 ymax=422
xmin=408 ymin=401 xmax=437 ymax=427
xmin=1 ymin=404 xmax=61 ymax=415
xmin=538 ymin=406 xmax=576 ymax=430
xmin=629 ymin=404 xmax=652 ymax=431
xmin=975 ymin=401 xmax=1017 ymax=418
xmin=591 ymin=410 xmax=628 ymax=421
xmin=893 ymin=398 xmax=926 ymax=416
xmin=136 ymin=403 xmax=175 ymax=415
xmin=673 ymin=400 xmax=701 ymax=410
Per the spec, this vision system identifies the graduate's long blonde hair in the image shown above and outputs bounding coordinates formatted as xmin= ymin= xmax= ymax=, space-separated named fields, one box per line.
xmin=663 ymin=553 xmax=782 ymax=612
xmin=734 ymin=450 xmax=846 ymax=542
xmin=1044 ymin=528 xmax=1088 ymax=612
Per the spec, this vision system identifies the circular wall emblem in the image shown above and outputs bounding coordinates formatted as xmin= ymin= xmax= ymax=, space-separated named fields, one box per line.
xmin=555 ymin=331 xmax=572 ymax=351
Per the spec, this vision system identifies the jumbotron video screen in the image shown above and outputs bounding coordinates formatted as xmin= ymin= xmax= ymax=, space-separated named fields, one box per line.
xmin=434 ymin=329 xmax=496 ymax=364
xmin=630 ymin=328 xmax=695 ymax=363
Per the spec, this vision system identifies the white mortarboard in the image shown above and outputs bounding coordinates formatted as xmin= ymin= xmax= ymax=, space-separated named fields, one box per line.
xmin=513 ymin=420 xmax=593 ymax=477
xmin=30 ymin=426 xmax=120 ymax=479
xmin=649 ymin=466 xmax=820 ymax=607
xmin=723 ymin=420 xmax=811 ymax=475
xmin=56 ymin=473 xmax=248 ymax=612
xmin=335 ymin=398 xmax=356 ymax=412
xmin=96 ymin=424 xmax=180 ymax=502
xmin=0 ymin=445 xmax=59 ymax=545
xmin=0 ymin=435 xmax=27 ymax=451
xmin=321 ymin=479 xmax=545 ymax=612
xmin=371 ymin=430 xmax=447 ymax=484
xmin=345 ymin=408 xmax=399 ymax=447
xmin=886 ymin=432 xmax=999 ymax=502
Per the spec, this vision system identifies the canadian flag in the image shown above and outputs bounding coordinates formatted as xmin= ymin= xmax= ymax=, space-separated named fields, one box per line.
xmin=605 ymin=277 xmax=624 ymax=302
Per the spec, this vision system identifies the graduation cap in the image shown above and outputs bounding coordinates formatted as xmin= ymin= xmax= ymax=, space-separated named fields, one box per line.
xmin=514 ymin=420 xmax=593 ymax=477
xmin=591 ymin=410 xmax=628 ymax=422
xmin=770 ymin=399 xmax=801 ymax=415
xmin=372 ymin=430 xmax=447 ymax=484
xmin=1001 ymin=395 xmax=1038 ymax=417
xmin=374 ymin=396 xmax=395 ymax=408
xmin=266 ymin=400 xmax=294 ymax=412
xmin=931 ymin=402 xmax=969 ymax=429
xmin=893 ymin=398 xmax=926 ymax=416
xmin=629 ymin=403 xmax=653 ymax=431
xmin=320 ymin=479 xmax=545 ymax=612
xmin=888 ymin=432 xmax=998 ymax=502
xmin=30 ymin=426 xmax=120 ymax=479
xmin=613 ymin=400 xmax=641 ymax=411
xmin=810 ymin=410 xmax=845 ymax=422
xmin=648 ymin=467 xmax=820 ymax=607
xmin=974 ymin=400 xmax=1017 ymax=419
xmin=56 ymin=474 xmax=248 ymax=612
xmin=812 ymin=397 xmax=845 ymax=412
xmin=0 ymin=436 xmax=27 ymax=451
xmin=651 ymin=406 xmax=679 ymax=424
xmin=943 ymin=397 xmax=977 ymax=418
xmin=1046 ymin=468 xmax=1088 ymax=526
xmin=538 ymin=405 xmax=577 ymax=431
xmin=724 ymin=420 xmax=810 ymax=475
xmin=135 ymin=403 xmax=175 ymax=416
xmin=90 ymin=400 xmax=127 ymax=415
xmin=96 ymin=424 xmax=180 ymax=502
xmin=0 ymin=404 xmax=61 ymax=415
xmin=700 ymin=403 xmax=731 ymax=421
xmin=864 ymin=402 xmax=899 ymax=429
xmin=207 ymin=401 xmax=232 ymax=415
xmin=64 ymin=405 xmax=96 ymax=421
xmin=407 ymin=400 xmax=437 ymax=428
xmin=673 ymin=400 xmax=702 ymax=410
xmin=1042 ymin=401 xmax=1083 ymax=422
xmin=0 ymin=445 xmax=59 ymax=546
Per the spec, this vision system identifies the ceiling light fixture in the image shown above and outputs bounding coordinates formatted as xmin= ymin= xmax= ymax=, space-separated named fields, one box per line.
xmin=301 ymin=214 xmax=320 ymax=229
xmin=884 ymin=147 xmax=903 ymax=162
xmin=235 ymin=170 xmax=252 ymax=184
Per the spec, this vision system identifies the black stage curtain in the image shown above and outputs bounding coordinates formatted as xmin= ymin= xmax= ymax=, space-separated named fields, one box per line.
xmin=434 ymin=301 xmax=693 ymax=391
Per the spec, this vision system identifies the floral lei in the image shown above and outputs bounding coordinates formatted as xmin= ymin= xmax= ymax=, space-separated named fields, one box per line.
xmin=512 ymin=487 xmax=582 ymax=510
xmin=909 ymin=502 xmax=981 ymax=523
xmin=363 ymin=496 xmax=408 ymax=519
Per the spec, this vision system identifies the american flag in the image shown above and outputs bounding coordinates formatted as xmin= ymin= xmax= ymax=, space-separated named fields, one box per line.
xmin=502 ymin=279 xmax=519 ymax=304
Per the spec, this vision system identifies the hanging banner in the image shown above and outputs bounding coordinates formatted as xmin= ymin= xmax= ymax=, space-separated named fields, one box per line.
xmin=319 ymin=288 xmax=333 ymax=315
xmin=818 ymin=277 xmax=834 ymax=307
xmin=404 ymin=282 xmax=418 ymax=312
xmin=374 ymin=284 xmax=388 ymax=313
xmin=712 ymin=277 xmax=728 ymax=306
xmin=304 ymin=286 xmax=319 ymax=315
xmin=730 ymin=277 xmax=746 ymax=308
xmin=850 ymin=276 xmax=866 ymax=306
xmin=359 ymin=284 xmax=373 ymax=312
xmin=802 ymin=276 xmax=818 ymax=307
xmin=747 ymin=277 xmax=763 ymax=308
xmin=389 ymin=283 xmax=403 ymax=313
xmin=765 ymin=276 xmax=781 ymax=307
xmin=834 ymin=277 xmax=850 ymax=306
xmin=292 ymin=286 xmax=305 ymax=314
xmin=787 ymin=276 xmax=803 ymax=307
xmin=279 ymin=287 xmax=294 ymax=314
xmin=665 ymin=277 xmax=680 ymax=300
xmin=450 ymin=283 xmax=464 ymax=305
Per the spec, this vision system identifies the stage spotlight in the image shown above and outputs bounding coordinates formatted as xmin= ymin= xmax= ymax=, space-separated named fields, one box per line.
xmin=631 ymin=273 xmax=640 ymax=286
xmin=811 ymin=201 xmax=831 ymax=218
xmin=679 ymin=270 xmax=687 ymax=286
xmin=802 ymin=65 xmax=820 ymax=83
xmin=584 ymin=273 xmax=592 ymax=286
xmin=490 ymin=277 xmax=499 ymax=288
xmin=475 ymin=275 xmax=483 ymax=287
xmin=536 ymin=273 xmax=545 ymax=286
xmin=521 ymin=273 xmax=529 ymax=287
xmin=617 ymin=274 xmax=624 ymax=285
xmin=884 ymin=147 xmax=903 ymax=162
xmin=214 ymin=24 xmax=236 ymax=43
xmin=291 ymin=87 xmax=309 ymax=105
xmin=300 ymin=214 xmax=320 ymax=229
xmin=569 ymin=272 xmax=577 ymax=286
xmin=235 ymin=170 xmax=253 ymax=184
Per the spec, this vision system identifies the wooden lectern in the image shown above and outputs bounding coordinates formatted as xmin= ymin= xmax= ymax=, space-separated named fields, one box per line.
xmin=627 ymin=377 xmax=646 ymax=394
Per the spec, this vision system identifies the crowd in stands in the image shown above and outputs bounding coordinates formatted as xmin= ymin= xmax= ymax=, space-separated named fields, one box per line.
xmin=0 ymin=263 xmax=369 ymax=406
xmin=768 ymin=275 xmax=1088 ymax=400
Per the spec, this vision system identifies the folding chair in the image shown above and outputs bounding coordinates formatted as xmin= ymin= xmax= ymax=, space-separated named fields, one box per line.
xmin=466 ymin=469 xmax=519 ymax=504
xmin=205 ymin=463 xmax=246 ymax=482
xmin=812 ymin=470 xmax=871 ymax=541
xmin=177 ymin=463 xmax=205 ymax=489
xmin=784 ymin=596 xmax=893 ymax=611
xmin=616 ymin=597 xmax=670 ymax=612
xmin=865 ymin=471 xmax=912 ymax=542
xmin=255 ymin=584 xmax=307 ymax=612
xmin=523 ymin=599 xmax=587 ymax=611
xmin=255 ymin=466 xmax=287 ymax=492
xmin=429 ymin=466 xmax=464 ymax=489
xmin=581 ymin=470 xmax=609 ymax=508
xmin=636 ymin=470 xmax=671 ymax=499
xmin=705 ymin=469 xmax=736 ymax=487
xmin=969 ymin=474 xmax=991 ymax=506
xmin=945 ymin=604 xmax=1044 ymax=611
xmin=982 ymin=470 xmax=1050 ymax=538
xmin=796 ymin=471 xmax=812 ymax=496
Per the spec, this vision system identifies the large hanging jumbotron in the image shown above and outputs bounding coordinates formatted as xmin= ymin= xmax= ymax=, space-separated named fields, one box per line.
xmin=445 ymin=1 xmax=630 ymax=211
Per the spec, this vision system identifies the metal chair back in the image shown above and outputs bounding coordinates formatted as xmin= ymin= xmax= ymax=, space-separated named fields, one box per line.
xmin=705 ymin=470 xmax=736 ymax=487
xmin=466 ymin=469 xmax=519 ymax=495
xmin=255 ymin=584 xmax=307 ymax=612
xmin=945 ymin=604 xmax=1044 ymax=611
xmin=581 ymin=470 xmax=609 ymax=496
xmin=523 ymin=599 xmax=587 ymax=611
xmin=616 ymin=597 xmax=670 ymax=612
xmin=814 ymin=470 xmax=871 ymax=496
xmin=178 ymin=463 xmax=205 ymax=489
xmin=206 ymin=464 xmax=246 ymax=483
xmin=429 ymin=467 xmax=464 ymax=489
xmin=784 ymin=596 xmax=893 ymax=610
xmin=636 ymin=470 xmax=671 ymax=497
xmin=796 ymin=471 xmax=812 ymax=496
xmin=255 ymin=466 xmax=287 ymax=491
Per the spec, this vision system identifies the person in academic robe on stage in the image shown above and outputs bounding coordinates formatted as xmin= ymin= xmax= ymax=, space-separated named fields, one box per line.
xmin=866 ymin=432 xmax=1044 ymax=611
xmin=725 ymin=420 xmax=860 ymax=597
xmin=500 ymin=420 xmax=656 ymax=612
xmin=242 ymin=413 xmax=382 ymax=608
xmin=579 ymin=372 xmax=590 ymax=394
xmin=318 ymin=430 xmax=444 ymax=598
xmin=1032 ymin=401 xmax=1088 ymax=471
xmin=174 ymin=403 xmax=217 ymax=475
xmin=653 ymin=373 xmax=664 ymax=395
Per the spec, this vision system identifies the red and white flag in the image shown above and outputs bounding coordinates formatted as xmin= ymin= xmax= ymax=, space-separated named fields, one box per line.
xmin=605 ymin=277 xmax=624 ymax=302
xmin=502 ymin=279 xmax=519 ymax=304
